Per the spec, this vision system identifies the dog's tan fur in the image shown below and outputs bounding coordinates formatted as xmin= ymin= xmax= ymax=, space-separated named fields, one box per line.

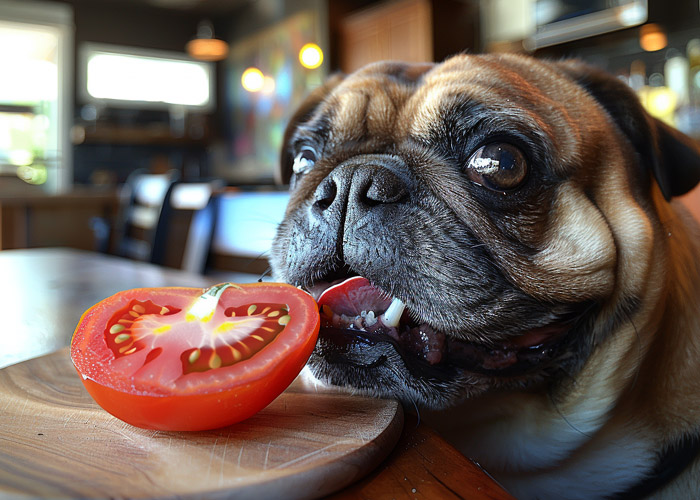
xmin=271 ymin=54 xmax=700 ymax=498
xmin=426 ymin=189 xmax=700 ymax=498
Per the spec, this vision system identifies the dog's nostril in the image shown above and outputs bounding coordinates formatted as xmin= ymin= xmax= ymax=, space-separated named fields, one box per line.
xmin=312 ymin=164 xmax=408 ymax=217
xmin=363 ymin=175 xmax=407 ymax=205
xmin=313 ymin=177 xmax=337 ymax=211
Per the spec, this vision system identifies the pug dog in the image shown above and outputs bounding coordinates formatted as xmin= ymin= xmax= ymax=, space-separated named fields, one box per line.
xmin=269 ymin=53 xmax=700 ymax=499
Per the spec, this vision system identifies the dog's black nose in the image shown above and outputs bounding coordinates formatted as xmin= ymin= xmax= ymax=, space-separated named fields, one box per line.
xmin=311 ymin=162 xmax=408 ymax=220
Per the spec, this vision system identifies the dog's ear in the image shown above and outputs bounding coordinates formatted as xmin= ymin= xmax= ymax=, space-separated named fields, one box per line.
xmin=555 ymin=60 xmax=700 ymax=200
xmin=277 ymin=73 xmax=345 ymax=185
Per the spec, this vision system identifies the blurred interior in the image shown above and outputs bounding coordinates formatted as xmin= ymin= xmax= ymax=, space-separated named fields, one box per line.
xmin=1 ymin=0 xmax=699 ymax=278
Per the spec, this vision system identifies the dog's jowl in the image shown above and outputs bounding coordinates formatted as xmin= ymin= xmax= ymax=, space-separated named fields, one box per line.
xmin=270 ymin=54 xmax=700 ymax=499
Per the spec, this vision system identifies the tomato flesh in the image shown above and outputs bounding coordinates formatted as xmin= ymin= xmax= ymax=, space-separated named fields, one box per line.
xmin=70 ymin=283 xmax=320 ymax=431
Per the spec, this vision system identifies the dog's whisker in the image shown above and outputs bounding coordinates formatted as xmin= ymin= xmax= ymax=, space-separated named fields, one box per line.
xmin=410 ymin=398 xmax=422 ymax=428
xmin=623 ymin=309 xmax=643 ymax=393
xmin=257 ymin=267 xmax=272 ymax=282
xmin=548 ymin=389 xmax=592 ymax=439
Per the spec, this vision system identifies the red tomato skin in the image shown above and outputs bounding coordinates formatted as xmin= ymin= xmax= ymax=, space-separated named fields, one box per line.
xmin=71 ymin=283 xmax=319 ymax=431
xmin=79 ymin=328 xmax=316 ymax=431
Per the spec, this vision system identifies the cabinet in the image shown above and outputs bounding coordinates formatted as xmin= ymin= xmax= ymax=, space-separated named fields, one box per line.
xmin=340 ymin=0 xmax=432 ymax=72
xmin=338 ymin=0 xmax=479 ymax=73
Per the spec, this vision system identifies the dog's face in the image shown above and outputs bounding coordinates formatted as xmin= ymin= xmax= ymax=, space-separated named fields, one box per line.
xmin=270 ymin=54 xmax=700 ymax=409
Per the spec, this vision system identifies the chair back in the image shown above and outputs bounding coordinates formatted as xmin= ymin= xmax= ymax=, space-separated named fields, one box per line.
xmin=115 ymin=169 xmax=179 ymax=261
xmin=150 ymin=179 xmax=224 ymax=274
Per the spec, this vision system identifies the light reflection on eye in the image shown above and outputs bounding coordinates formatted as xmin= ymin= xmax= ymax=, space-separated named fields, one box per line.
xmin=465 ymin=143 xmax=528 ymax=192
xmin=292 ymin=147 xmax=317 ymax=176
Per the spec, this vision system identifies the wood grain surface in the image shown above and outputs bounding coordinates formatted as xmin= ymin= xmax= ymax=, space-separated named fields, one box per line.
xmin=329 ymin=412 xmax=515 ymax=500
xmin=0 ymin=348 xmax=403 ymax=499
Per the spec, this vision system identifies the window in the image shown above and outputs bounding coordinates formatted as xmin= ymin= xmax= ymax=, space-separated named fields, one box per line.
xmin=0 ymin=0 xmax=72 ymax=192
xmin=80 ymin=44 xmax=214 ymax=110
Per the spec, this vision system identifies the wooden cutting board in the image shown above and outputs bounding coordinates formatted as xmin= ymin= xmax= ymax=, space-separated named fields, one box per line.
xmin=0 ymin=348 xmax=403 ymax=499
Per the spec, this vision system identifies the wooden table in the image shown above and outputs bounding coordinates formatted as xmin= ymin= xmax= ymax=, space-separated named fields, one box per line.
xmin=0 ymin=247 xmax=216 ymax=369
xmin=0 ymin=248 xmax=513 ymax=499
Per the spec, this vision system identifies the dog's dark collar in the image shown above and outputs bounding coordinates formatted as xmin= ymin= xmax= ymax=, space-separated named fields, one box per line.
xmin=608 ymin=433 xmax=700 ymax=499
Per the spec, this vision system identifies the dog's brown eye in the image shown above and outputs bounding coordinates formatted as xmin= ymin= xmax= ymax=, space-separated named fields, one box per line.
xmin=465 ymin=143 xmax=527 ymax=192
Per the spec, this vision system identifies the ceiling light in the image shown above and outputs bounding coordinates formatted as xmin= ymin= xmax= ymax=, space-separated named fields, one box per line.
xmin=299 ymin=43 xmax=323 ymax=69
xmin=186 ymin=20 xmax=229 ymax=62
xmin=640 ymin=23 xmax=667 ymax=52
xmin=241 ymin=67 xmax=264 ymax=92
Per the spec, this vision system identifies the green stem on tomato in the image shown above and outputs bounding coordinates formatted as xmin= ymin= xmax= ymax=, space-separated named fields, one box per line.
xmin=186 ymin=283 xmax=242 ymax=323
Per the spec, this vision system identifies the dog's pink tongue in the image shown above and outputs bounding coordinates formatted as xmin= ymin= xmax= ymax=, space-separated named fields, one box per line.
xmin=317 ymin=276 xmax=392 ymax=316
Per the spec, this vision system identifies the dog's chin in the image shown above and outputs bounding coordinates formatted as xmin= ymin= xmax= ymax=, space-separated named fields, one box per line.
xmin=301 ymin=275 xmax=590 ymax=410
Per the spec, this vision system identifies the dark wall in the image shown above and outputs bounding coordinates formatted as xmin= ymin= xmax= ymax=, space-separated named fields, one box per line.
xmin=69 ymin=0 xmax=201 ymax=51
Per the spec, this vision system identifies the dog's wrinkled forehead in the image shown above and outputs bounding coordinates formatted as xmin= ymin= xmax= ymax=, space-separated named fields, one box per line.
xmin=306 ymin=55 xmax=609 ymax=177
xmin=303 ymin=61 xmax=431 ymax=147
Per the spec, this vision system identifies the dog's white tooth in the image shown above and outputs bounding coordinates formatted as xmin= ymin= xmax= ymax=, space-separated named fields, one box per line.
xmin=380 ymin=297 xmax=405 ymax=327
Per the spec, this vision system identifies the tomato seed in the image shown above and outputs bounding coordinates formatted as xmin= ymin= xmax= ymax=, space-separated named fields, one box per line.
xmin=160 ymin=307 xmax=170 ymax=315
xmin=109 ymin=324 xmax=125 ymax=334
xmin=114 ymin=333 xmax=131 ymax=344
xmin=189 ymin=349 xmax=201 ymax=364
xmin=248 ymin=305 xmax=257 ymax=315
xmin=268 ymin=310 xmax=280 ymax=318
xmin=132 ymin=304 xmax=146 ymax=314
xmin=278 ymin=315 xmax=291 ymax=326
xmin=209 ymin=354 xmax=222 ymax=369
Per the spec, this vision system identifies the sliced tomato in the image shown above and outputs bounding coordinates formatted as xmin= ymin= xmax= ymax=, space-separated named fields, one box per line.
xmin=70 ymin=282 xmax=319 ymax=431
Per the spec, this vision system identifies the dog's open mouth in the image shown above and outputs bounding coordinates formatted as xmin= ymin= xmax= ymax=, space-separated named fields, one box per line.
xmin=310 ymin=276 xmax=572 ymax=377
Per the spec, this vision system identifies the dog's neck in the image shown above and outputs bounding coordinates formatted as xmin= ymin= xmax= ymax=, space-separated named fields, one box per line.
xmin=424 ymin=197 xmax=700 ymax=499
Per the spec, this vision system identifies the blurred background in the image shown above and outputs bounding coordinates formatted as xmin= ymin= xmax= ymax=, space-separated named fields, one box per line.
xmin=1 ymin=0 xmax=699 ymax=277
